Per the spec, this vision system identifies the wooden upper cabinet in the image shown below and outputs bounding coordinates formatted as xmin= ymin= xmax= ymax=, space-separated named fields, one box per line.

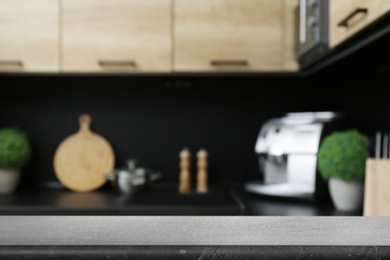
xmin=329 ymin=0 xmax=390 ymax=48
xmin=370 ymin=0 xmax=390 ymax=23
xmin=61 ymin=0 xmax=172 ymax=72
xmin=174 ymin=0 xmax=283 ymax=72
xmin=0 ymin=0 xmax=59 ymax=72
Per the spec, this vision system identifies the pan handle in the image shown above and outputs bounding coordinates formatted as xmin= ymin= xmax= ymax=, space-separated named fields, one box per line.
xmin=105 ymin=172 xmax=117 ymax=181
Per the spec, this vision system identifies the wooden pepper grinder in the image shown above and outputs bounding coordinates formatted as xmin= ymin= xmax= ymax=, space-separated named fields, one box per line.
xmin=196 ymin=149 xmax=208 ymax=193
xmin=179 ymin=148 xmax=191 ymax=194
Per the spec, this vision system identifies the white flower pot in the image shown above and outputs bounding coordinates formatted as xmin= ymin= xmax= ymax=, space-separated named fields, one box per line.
xmin=329 ymin=177 xmax=364 ymax=212
xmin=0 ymin=168 xmax=21 ymax=194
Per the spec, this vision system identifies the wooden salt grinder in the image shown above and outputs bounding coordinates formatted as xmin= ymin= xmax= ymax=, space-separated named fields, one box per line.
xmin=196 ymin=149 xmax=208 ymax=193
xmin=179 ymin=148 xmax=191 ymax=194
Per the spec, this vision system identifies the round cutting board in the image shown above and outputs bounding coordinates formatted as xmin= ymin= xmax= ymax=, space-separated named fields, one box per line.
xmin=53 ymin=114 xmax=115 ymax=192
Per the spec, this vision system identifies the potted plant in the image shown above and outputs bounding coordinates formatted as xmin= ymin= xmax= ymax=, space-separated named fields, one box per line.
xmin=0 ymin=127 xmax=32 ymax=194
xmin=317 ymin=129 xmax=369 ymax=211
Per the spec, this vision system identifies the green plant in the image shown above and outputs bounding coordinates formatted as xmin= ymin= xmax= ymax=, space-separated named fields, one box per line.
xmin=0 ymin=127 xmax=32 ymax=168
xmin=317 ymin=129 xmax=368 ymax=182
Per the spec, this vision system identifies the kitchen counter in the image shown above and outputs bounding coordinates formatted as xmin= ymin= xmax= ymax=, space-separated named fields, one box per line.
xmin=0 ymin=183 xmax=243 ymax=216
xmin=0 ymin=216 xmax=389 ymax=259
xmin=237 ymin=187 xmax=363 ymax=216
xmin=0 ymin=183 xmax=362 ymax=216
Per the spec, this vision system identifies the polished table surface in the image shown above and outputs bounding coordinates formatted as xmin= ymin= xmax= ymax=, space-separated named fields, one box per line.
xmin=0 ymin=216 xmax=388 ymax=259
xmin=0 ymin=184 xmax=378 ymax=259
xmin=0 ymin=216 xmax=388 ymax=245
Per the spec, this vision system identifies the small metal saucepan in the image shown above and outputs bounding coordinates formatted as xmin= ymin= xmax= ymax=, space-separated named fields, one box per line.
xmin=105 ymin=159 xmax=161 ymax=195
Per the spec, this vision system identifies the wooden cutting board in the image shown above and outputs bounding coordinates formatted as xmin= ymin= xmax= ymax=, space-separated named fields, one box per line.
xmin=53 ymin=114 xmax=115 ymax=192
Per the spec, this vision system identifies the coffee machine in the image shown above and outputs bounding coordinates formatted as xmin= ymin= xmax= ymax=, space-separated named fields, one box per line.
xmin=245 ymin=112 xmax=343 ymax=200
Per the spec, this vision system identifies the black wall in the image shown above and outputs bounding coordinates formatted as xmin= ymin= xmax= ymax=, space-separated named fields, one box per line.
xmin=0 ymin=73 xmax=388 ymax=189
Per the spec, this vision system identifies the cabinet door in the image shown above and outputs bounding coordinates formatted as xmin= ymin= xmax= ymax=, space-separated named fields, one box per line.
xmin=62 ymin=0 xmax=171 ymax=72
xmin=369 ymin=0 xmax=390 ymax=25
xmin=0 ymin=0 xmax=59 ymax=72
xmin=174 ymin=0 xmax=283 ymax=72
xmin=329 ymin=0 xmax=390 ymax=48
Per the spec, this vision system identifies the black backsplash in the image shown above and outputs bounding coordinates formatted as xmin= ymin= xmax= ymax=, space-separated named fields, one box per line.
xmin=0 ymin=74 xmax=387 ymax=189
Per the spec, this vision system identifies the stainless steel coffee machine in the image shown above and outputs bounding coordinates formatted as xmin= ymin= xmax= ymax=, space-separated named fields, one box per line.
xmin=245 ymin=112 xmax=343 ymax=200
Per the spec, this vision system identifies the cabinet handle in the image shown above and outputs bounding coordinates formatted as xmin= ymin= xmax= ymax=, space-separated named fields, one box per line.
xmin=210 ymin=60 xmax=248 ymax=66
xmin=338 ymin=8 xmax=368 ymax=28
xmin=98 ymin=60 xmax=136 ymax=67
xmin=0 ymin=61 xmax=23 ymax=67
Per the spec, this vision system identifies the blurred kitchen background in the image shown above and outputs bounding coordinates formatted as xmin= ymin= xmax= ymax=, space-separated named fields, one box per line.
xmin=0 ymin=0 xmax=390 ymax=216
xmin=1 ymin=75 xmax=388 ymax=188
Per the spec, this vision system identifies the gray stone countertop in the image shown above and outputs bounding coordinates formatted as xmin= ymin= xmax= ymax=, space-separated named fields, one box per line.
xmin=0 ymin=216 xmax=389 ymax=246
